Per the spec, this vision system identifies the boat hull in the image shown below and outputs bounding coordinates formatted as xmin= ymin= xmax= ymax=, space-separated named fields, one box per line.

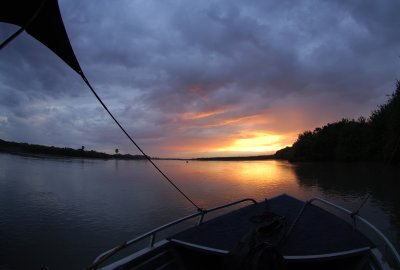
xmin=91 ymin=194 xmax=399 ymax=270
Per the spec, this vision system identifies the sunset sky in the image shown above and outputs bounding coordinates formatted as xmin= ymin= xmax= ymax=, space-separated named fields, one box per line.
xmin=0 ymin=0 xmax=399 ymax=158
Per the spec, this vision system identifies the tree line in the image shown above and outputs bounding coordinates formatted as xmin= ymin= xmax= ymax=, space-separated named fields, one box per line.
xmin=275 ymin=81 xmax=400 ymax=163
xmin=0 ymin=139 xmax=147 ymax=160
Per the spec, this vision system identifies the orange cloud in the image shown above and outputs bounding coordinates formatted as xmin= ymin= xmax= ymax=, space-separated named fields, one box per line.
xmin=155 ymin=129 xmax=298 ymax=158
xmin=153 ymin=109 xmax=302 ymax=157
xmin=190 ymin=113 xmax=270 ymax=129
xmin=182 ymin=109 xmax=226 ymax=120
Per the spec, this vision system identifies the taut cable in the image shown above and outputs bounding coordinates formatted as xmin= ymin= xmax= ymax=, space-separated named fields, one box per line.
xmin=80 ymin=72 xmax=202 ymax=211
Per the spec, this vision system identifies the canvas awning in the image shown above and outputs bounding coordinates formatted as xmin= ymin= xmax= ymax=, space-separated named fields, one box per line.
xmin=0 ymin=0 xmax=82 ymax=74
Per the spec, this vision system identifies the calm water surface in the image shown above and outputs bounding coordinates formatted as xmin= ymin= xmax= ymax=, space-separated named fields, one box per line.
xmin=0 ymin=153 xmax=399 ymax=269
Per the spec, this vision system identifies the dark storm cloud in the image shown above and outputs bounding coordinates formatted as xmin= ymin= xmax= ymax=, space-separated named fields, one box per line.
xmin=1 ymin=0 xmax=399 ymax=156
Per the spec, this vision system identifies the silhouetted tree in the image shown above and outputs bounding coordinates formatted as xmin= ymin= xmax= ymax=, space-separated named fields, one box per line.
xmin=285 ymin=81 xmax=400 ymax=163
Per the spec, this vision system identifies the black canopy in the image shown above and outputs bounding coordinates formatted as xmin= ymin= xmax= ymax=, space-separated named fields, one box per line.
xmin=1 ymin=0 xmax=202 ymax=212
xmin=0 ymin=0 xmax=82 ymax=74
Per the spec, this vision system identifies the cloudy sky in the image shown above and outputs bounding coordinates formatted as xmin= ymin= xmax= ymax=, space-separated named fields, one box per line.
xmin=0 ymin=0 xmax=399 ymax=158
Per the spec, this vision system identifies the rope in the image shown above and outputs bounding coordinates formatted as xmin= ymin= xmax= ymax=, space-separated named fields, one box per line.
xmin=0 ymin=27 xmax=25 ymax=50
xmin=79 ymin=72 xmax=202 ymax=211
xmin=0 ymin=0 xmax=201 ymax=212
xmin=278 ymin=201 xmax=310 ymax=248
xmin=0 ymin=3 xmax=202 ymax=212
xmin=351 ymin=194 xmax=369 ymax=217
xmin=0 ymin=0 xmax=48 ymax=50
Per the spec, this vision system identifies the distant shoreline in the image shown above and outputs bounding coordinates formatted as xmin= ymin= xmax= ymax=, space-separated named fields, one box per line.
xmin=0 ymin=139 xmax=147 ymax=160
xmin=0 ymin=139 xmax=281 ymax=161
xmin=192 ymin=155 xmax=276 ymax=161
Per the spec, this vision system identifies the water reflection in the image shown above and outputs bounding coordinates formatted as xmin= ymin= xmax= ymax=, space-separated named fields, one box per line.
xmin=159 ymin=160 xmax=400 ymax=249
xmin=292 ymin=162 xmax=400 ymax=248
xmin=0 ymin=153 xmax=399 ymax=270
xmin=293 ymin=162 xmax=400 ymax=205
xmin=157 ymin=160 xmax=304 ymax=208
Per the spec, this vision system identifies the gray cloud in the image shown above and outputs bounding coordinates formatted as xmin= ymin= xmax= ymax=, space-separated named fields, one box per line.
xmin=1 ymin=0 xmax=399 ymax=157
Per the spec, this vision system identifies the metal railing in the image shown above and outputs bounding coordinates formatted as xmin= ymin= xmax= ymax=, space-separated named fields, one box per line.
xmin=88 ymin=198 xmax=257 ymax=269
xmin=309 ymin=197 xmax=400 ymax=269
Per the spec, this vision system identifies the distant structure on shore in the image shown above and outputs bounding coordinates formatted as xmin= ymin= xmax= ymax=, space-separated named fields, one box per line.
xmin=0 ymin=139 xmax=146 ymax=160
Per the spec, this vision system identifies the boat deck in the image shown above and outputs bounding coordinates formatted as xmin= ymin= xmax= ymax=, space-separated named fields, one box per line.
xmin=171 ymin=194 xmax=373 ymax=257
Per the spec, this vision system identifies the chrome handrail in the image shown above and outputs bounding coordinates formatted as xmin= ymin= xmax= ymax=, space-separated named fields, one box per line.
xmin=88 ymin=198 xmax=257 ymax=269
xmin=309 ymin=197 xmax=400 ymax=269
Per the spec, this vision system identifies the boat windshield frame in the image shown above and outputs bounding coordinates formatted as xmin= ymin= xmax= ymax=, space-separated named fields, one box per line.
xmin=88 ymin=198 xmax=257 ymax=269
xmin=88 ymin=196 xmax=400 ymax=270
xmin=309 ymin=197 xmax=400 ymax=269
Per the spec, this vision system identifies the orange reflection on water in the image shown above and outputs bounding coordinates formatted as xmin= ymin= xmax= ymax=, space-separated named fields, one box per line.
xmin=161 ymin=160 xmax=304 ymax=208
xmin=217 ymin=161 xmax=300 ymax=198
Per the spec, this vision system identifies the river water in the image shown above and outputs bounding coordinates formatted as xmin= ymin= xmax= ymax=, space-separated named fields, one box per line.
xmin=0 ymin=152 xmax=399 ymax=269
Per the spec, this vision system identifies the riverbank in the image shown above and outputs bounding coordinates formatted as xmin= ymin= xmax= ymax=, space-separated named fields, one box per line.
xmin=0 ymin=139 xmax=283 ymax=161
xmin=0 ymin=139 xmax=146 ymax=160
xmin=193 ymin=155 xmax=276 ymax=161
xmin=278 ymin=82 xmax=400 ymax=163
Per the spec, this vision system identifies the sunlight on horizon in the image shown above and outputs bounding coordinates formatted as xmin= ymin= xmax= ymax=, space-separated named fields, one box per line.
xmin=214 ymin=133 xmax=290 ymax=154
